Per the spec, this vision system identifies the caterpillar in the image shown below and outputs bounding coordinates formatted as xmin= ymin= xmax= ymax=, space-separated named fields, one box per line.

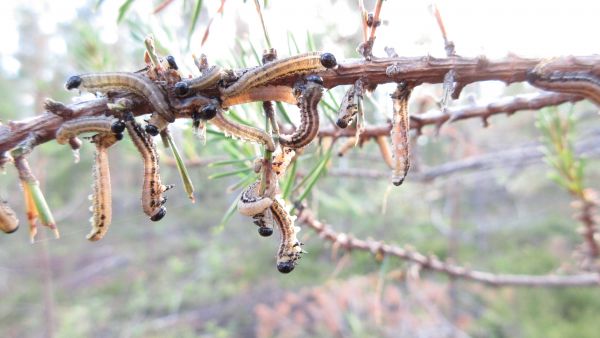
xmin=336 ymin=83 xmax=359 ymax=128
xmin=124 ymin=114 xmax=172 ymax=221
xmin=220 ymin=52 xmax=336 ymax=97
xmin=270 ymin=197 xmax=303 ymax=273
xmin=56 ymin=116 xmax=124 ymax=144
xmin=87 ymin=132 xmax=119 ymax=241
xmin=279 ymin=76 xmax=324 ymax=149
xmin=390 ymin=82 xmax=413 ymax=186
xmin=221 ymin=86 xmax=297 ymax=108
xmin=204 ymin=103 xmax=276 ymax=152
xmin=527 ymin=70 xmax=600 ymax=107
xmin=174 ymin=65 xmax=224 ymax=97
xmin=64 ymin=72 xmax=175 ymax=122
xmin=0 ymin=199 xmax=19 ymax=234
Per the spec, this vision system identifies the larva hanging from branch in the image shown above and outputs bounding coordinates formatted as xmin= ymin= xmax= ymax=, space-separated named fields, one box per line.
xmin=270 ymin=198 xmax=303 ymax=274
xmin=0 ymin=199 xmax=19 ymax=234
xmin=390 ymin=81 xmax=413 ymax=186
xmin=64 ymin=72 xmax=175 ymax=123
xmin=87 ymin=133 xmax=120 ymax=241
xmin=124 ymin=113 xmax=172 ymax=221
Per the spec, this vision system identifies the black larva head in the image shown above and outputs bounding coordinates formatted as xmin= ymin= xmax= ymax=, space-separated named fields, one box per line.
xmin=306 ymin=75 xmax=324 ymax=85
xmin=525 ymin=70 xmax=540 ymax=84
xmin=320 ymin=53 xmax=337 ymax=69
xmin=65 ymin=75 xmax=82 ymax=90
xmin=115 ymin=133 xmax=124 ymax=141
xmin=174 ymin=81 xmax=189 ymax=97
xmin=199 ymin=104 xmax=218 ymax=120
xmin=336 ymin=119 xmax=349 ymax=129
xmin=111 ymin=120 xmax=126 ymax=134
xmin=277 ymin=261 xmax=295 ymax=274
xmin=258 ymin=227 xmax=273 ymax=237
xmin=150 ymin=207 xmax=167 ymax=222
xmin=166 ymin=55 xmax=178 ymax=70
xmin=145 ymin=124 xmax=160 ymax=136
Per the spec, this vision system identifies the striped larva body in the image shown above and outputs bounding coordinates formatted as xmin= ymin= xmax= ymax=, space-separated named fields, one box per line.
xmin=238 ymin=181 xmax=273 ymax=217
xmin=0 ymin=200 xmax=19 ymax=234
xmin=390 ymin=82 xmax=413 ymax=186
xmin=174 ymin=65 xmax=224 ymax=97
xmin=208 ymin=105 xmax=276 ymax=152
xmin=56 ymin=116 xmax=120 ymax=144
xmin=221 ymin=86 xmax=297 ymax=108
xmin=279 ymin=77 xmax=324 ymax=149
xmin=87 ymin=133 xmax=119 ymax=241
xmin=527 ymin=70 xmax=600 ymax=107
xmin=124 ymin=115 xmax=171 ymax=221
xmin=270 ymin=198 xmax=303 ymax=273
xmin=336 ymin=84 xmax=359 ymax=128
xmin=220 ymin=52 xmax=336 ymax=97
xmin=65 ymin=72 xmax=175 ymax=122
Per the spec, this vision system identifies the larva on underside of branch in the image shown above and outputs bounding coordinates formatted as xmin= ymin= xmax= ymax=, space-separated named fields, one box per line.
xmin=0 ymin=199 xmax=19 ymax=234
xmin=87 ymin=133 xmax=119 ymax=241
xmin=390 ymin=82 xmax=413 ymax=186
xmin=220 ymin=52 xmax=336 ymax=97
xmin=527 ymin=70 xmax=600 ymax=107
xmin=279 ymin=75 xmax=324 ymax=149
xmin=221 ymin=86 xmax=297 ymax=108
xmin=64 ymin=72 xmax=175 ymax=122
xmin=336 ymin=82 xmax=359 ymax=128
xmin=124 ymin=114 xmax=171 ymax=221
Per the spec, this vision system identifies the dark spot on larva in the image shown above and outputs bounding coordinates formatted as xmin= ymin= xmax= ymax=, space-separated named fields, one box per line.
xmin=145 ymin=124 xmax=159 ymax=136
xmin=199 ymin=104 xmax=218 ymax=120
xmin=320 ymin=53 xmax=337 ymax=69
xmin=111 ymin=121 xmax=126 ymax=134
xmin=525 ymin=70 xmax=540 ymax=84
xmin=258 ymin=227 xmax=273 ymax=237
xmin=101 ymin=215 xmax=106 ymax=220
xmin=99 ymin=223 xmax=104 ymax=227
xmin=306 ymin=75 xmax=324 ymax=85
xmin=166 ymin=55 xmax=178 ymax=70
xmin=277 ymin=261 xmax=295 ymax=274
xmin=4 ymin=224 xmax=19 ymax=234
xmin=115 ymin=133 xmax=124 ymax=141
xmin=150 ymin=207 xmax=166 ymax=221
xmin=174 ymin=81 xmax=189 ymax=97
xmin=65 ymin=75 xmax=82 ymax=90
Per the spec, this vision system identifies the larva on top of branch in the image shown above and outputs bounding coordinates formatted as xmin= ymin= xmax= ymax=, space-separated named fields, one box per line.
xmin=220 ymin=52 xmax=336 ymax=97
xmin=279 ymin=75 xmax=324 ymax=149
xmin=124 ymin=113 xmax=171 ymax=221
xmin=173 ymin=65 xmax=225 ymax=97
xmin=0 ymin=199 xmax=19 ymax=234
xmin=64 ymin=72 xmax=175 ymax=122
xmin=527 ymin=70 xmax=600 ymax=107
xmin=87 ymin=133 xmax=119 ymax=241
xmin=390 ymin=81 xmax=413 ymax=186
xmin=56 ymin=116 xmax=123 ymax=145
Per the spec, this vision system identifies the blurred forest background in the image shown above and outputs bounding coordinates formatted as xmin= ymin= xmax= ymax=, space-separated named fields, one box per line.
xmin=1 ymin=1 xmax=600 ymax=337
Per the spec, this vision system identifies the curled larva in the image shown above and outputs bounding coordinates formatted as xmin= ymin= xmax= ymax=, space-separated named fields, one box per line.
xmin=87 ymin=133 xmax=119 ymax=241
xmin=207 ymin=104 xmax=276 ymax=152
xmin=174 ymin=65 xmax=224 ymax=97
xmin=124 ymin=114 xmax=171 ymax=221
xmin=527 ymin=70 xmax=600 ymax=107
xmin=390 ymin=82 xmax=413 ymax=186
xmin=65 ymin=72 xmax=175 ymax=122
xmin=221 ymin=52 xmax=336 ymax=97
xmin=56 ymin=116 xmax=120 ymax=144
xmin=336 ymin=83 xmax=359 ymax=128
xmin=279 ymin=76 xmax=324 ymax=149
xmin=270 ymin=198 xmax=303 ymax=273
xmin=0 ymin=199 xmax=19 ymax=234
xmin=238 ymin=181 xmax=273 ymax=217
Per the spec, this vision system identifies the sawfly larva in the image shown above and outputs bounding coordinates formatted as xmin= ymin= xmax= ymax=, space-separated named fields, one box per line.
xmin=56 ymin=116 xmax=123 ymax=144
xmin=65 ymin=72 xmax=175 ymax=122
xmin=0 ymin=199 xmax=19 ymax=234
xmin=279 ymin=76 xmax=324 ymax=149
xmin=124 ymin=114 xmax=172 ymax=221
xmin=220 ymin=52 xmax=336 ymax=97
xmin=87 ymin=133 xmax=119 ymax=241
xmin=336 ymin=83 xmax=359 ymax=128
xmin=174 ymin=65 xmax=224 ymax=97
xmin=390 ymin=82 xmax=413 ymax=186
xmin=270 ymin=198 xmax=303 ymax=273
xmin=221 ymin=86 xmax=297 ymax=108
xmin=527 ymin=70 xmax=600 ymax=107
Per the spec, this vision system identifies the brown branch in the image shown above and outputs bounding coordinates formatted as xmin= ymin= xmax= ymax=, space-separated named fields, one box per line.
xmin=296 ymin=205 xmax=600 ymax=287
xmin=0 ymin=55 xmax=596 ymax=154
xmin=319 ymin=92 xmax=584 ymax=139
